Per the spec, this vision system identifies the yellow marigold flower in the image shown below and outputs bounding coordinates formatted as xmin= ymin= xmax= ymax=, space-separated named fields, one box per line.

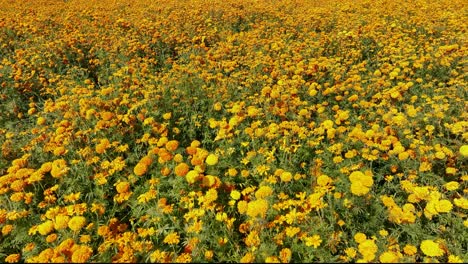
xmin=133 ymin=162 xmax=148 ymax=176
xmin=446 ymin=167 xmax=457 ymax=174
xmin=459 ymin=145 xmax=468 ymax=157
xmin=246 ymin=199 xmax=269 ymax=218
xmin=186 ymin=170 xmax=199 ymax=184
xmin=5 ymin=254 xmax=20 ymax=263
xmin=345 ymin=248 xmax=357 ymax=258
xmin=285 ymin=226 xmax=300 ymax=238
xmin=245 ymin=230 xmax=260 ymax=247
xmin=175 ymin=163 xmax=190 ymax=177
xmin=350 ymin=181 xmax=371 ymax=196
xmin=68 ymin=216 xmax=87 ymax=232
xmin=175 ymin=253 xmax=192 ymax=263
xmin=379 ymin=229 xmax=389 ymax=237
xmin=53 ymin=146 xmax=67 ymax=156
xmin=420 ymin=240 xmax=444 ymax=257
xmin=317 ymin=175 xmax=333 ymax=186
xmin=280 ymin=171 xmax=292 ymax=182
xmin=354 ymin=233 xmax=367 ymax=243
xmin=349 ymin=171 xmax=364 ymax=183
xmin=255 ymin=185 xmax=273 ymax=199
xmin=240 ymin=252 xmax=255 ymax=263
xmin=448 ymin=255 xmax=464 ymax=263
xmin=444 ymin=181 xmax=460 ymax=191
xmin=453 ymin=198 xmax=468 ymax=209
xmin=173 ymin=153 xmax=184 ymax=163
xmin=237 ymin=200 xmax=248 ymax=214
xmin=435 ymin=199 xmax=453 ymax=213
xmin=304 ymin=234 xmax=322 ymax=248
xmin=39 ymin=162 xmax=53 ymax=173
xmin=358 ymin=239 xmax=378 ymax=261
xmin=116 ymin=181 xmax=130 ymax=193
xmin=205 ymin=154 xmax=219 ymax=166
xmin=162 ymin=112 xmax=172 ymax=120
xmin=230 ymin=190 xmax=241 ymax=200
xmin=54 ymin=215 xmax=69 ymax=230
xmin=37 ymin=220 xmax=54 ymax=236
xmin=71 ymin=245 xmax=93 ymax=263
xmin=379 ymin=251 xmax=399 ymax=263
xmin=163 ymin=232 xmax=180 ymax=245
xmin=50 ymin=159 xmax=69 ymax=178
xmin=265 ymin=256 xmax=280 ymax=263
xmin=403 ymin=244 xmax=417 ymax=256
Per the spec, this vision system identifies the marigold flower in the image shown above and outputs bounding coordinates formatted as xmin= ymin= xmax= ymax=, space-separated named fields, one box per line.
xmin=350 ymin=181 xmax=370 ymax=196
xmin=205 ymin=154 xmax=219 ymax=165
xmin=354 ymin=233 xmax=367 ymax=243
xmin=459 ymin=145 xmax=468 ymax=157
xmin=240 ymin=252 xmax=255 ymax=263
xmin=403 ymin=244 xmax=417 ymax=256
xmin=68 ymin=216 xmax=87 ymax=232
xmin=230 ymin=190 xmax=241 ymax=200
xmin=163 ymin=232 xmax=180 ymax=245
xmin=379 ymin=251 xmax=399 ymax=263
xmin=444 ymin=181 xmax=459 ymax=191
xmin=50 ymin=159 xmax=69 ymax=178
xmin=358 ymin=239 xmax=378 ymax=261
xmin=139 ymin=155 xmax=153 ymax=166
xmin=255 ymin=185 xmax=273 ymax=199
xmin=116 ymin=181 xmax=130 ymax=193
xmin=175 ymin=163 xmax=190 ymax=176
xmin=186 ymin=170 xmax=199 ymax=184
xmin=165 ymin=140 xmax=179 ymax=151
xmin=37 ymin=220 xmax=54 ymax=236
xmin=133 ymin=162 xmax=148 ymax=176
xmin=71 ymin=245 xmax=93 ymax=263
xmin=448 ymin=255 xmax=464 ymax=263
xmin=5 ymin=254 xmax=20 ymax=263
xmin=420 ymin=240 xmax=444 ymax=257
xmin=246 ymin=199 xmax=268 ymax=218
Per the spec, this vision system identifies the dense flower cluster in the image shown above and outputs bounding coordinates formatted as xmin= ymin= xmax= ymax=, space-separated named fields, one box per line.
xmin=0 ymin=0 xmax=466 ymax=262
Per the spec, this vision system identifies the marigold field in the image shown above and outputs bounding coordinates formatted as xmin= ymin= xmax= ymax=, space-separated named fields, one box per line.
xmin=0 ymin=0 xmax=467 ymax=263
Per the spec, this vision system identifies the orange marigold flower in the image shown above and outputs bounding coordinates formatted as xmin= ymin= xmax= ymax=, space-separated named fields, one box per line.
xmin=5 ymin=254 xmax=20 ymax=263
xmin=165 ymin=140 xmax=179 ymax=152
xmin=175 ymin=163 xmax=190 ymax=176
xmin=139 ymin=156 xmax=153 ymax=166
xmin=116 ymin=182 xmax=130 ymax=193
xmin=134 ymin=162 xmax=148 ymax=176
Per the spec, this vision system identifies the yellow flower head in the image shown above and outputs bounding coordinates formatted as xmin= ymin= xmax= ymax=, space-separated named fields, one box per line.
xmin=420 ymin=240 xmax=444 ymax=257
xmin=205 ymin=154 xmax=219 ymax=166
xmin=71 ymin=245 xmax=93 ymax=263
xmin=459 ymin=145 xmax=468 ymax=157
xmin=68 ymin=216 xmax=87 ymax=232
xmin=379 ymin=251 xmax=400 ymax=263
